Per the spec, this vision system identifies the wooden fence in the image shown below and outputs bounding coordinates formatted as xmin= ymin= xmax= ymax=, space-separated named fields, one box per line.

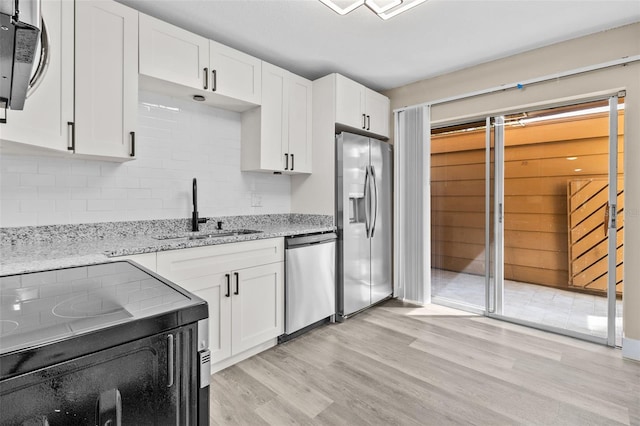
xmin=431 ymin=111 xmax=624 ymax=293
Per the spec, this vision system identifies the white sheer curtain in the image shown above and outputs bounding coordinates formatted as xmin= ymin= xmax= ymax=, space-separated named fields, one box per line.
xmin=394 ymin=105 xmax=430 ymax=304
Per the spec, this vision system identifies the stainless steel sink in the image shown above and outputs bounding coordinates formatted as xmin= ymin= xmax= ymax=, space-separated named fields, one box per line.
xmin=154 ymin=229 xmax=263 ymax=241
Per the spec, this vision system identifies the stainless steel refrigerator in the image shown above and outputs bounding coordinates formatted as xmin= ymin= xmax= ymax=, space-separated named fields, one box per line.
xmin=336 ymin=132 xmax=393 ymax=319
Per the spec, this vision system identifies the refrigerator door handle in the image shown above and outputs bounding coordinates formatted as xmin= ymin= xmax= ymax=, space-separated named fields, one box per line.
xmin=364 ymin=165 xmax=371 ymax=238
xmin=370 ymin=165 xmax=379 ymax=238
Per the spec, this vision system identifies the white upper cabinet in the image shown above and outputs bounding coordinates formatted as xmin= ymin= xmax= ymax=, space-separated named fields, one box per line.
xmin=364 ymin=89 xmax=391 ymax=138
xmin=335 ymin=74 xmax=390 ymax=138
xmin=209 ymin=40 xmax=262 ymax=105
xmin=0 ymin=0 xmax=74 ymax=153
xmin=139 ymin=14 xmax=209 ymax=91
xmin=75 ymin=0 xmax=138 ymax=159
xmin=287 ymin=73 xmax=313 ymax=173
xmin=241 ymin=62 xmax=312 ymax=174
xmin=1 ymin=0 xmax=138 ymax=161
xmin=138 ymin=14 xmax=261 ymax=110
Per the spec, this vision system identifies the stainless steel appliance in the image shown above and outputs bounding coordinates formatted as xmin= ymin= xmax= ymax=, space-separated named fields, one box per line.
xmin=0 ymin=261 xmax=210 ymax=425
xmin=0 ymin=0 xmax=43 ymax=111
xmin=280 ymin=232 xmax=336 ymax=341
xmin=336 ymin=131 xmax=393 ymax=319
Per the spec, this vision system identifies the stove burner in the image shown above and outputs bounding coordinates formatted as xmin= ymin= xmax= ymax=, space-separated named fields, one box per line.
xmin=52 ymin=290 xmax=127 ymax=319
xmin=0 ymin=320 xmax=19 ymax=337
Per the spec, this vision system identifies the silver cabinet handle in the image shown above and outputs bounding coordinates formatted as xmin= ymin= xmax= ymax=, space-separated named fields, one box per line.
xmin=284 ymin=153 xmax=289 ymax=171
xmin=362 ymin=113 xmax=366 ymax=129
xmin=203 ymin=67 xmax=209 ymax=90
xmin=234 ymin=272 xmax=239 ymax=295
xmin=212 ymin=69 xmax=217 ymax=92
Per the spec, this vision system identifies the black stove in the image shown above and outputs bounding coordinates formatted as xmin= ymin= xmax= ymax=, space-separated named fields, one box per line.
xmin=0 ymin=261 xmax=210 ymax=425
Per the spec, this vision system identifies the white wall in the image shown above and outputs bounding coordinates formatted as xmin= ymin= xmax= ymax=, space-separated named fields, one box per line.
xmin=0 ymin=91 xmax=291 ymax=227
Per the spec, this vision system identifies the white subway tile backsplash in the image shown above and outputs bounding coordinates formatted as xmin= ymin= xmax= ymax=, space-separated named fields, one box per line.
xmin=1 ymin=187 xmax=38 ymax=200
xmin=0 ymin=91 xmax=290 ymax=227
xmin=55 ymin=174 xmax=88 ymax=188
xmin=20 ymin=173 xmax=55 ymax=187
xmin=0 ymin=210 xmax=37 ymax=226
xmin=0 ymin=173 xmax=20 ymax=187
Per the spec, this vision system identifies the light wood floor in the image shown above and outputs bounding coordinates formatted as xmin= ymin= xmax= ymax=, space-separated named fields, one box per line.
xmin=209 ymin=299 xmax=640 ymax=425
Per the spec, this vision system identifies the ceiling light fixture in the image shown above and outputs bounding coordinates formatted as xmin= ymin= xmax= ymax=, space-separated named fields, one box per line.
xmin=318 ymin=0 xmax=428 ymax=20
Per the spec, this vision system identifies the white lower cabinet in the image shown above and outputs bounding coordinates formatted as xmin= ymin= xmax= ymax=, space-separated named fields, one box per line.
xmin=156 ymin=238 xmax=284 ymax=372
xmin=231 ymin=263 xmax=283 ymax=354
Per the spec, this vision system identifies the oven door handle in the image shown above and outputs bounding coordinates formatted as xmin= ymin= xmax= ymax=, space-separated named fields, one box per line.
xmin=167 ymin=334 xmax=174 ymax=388
xmin=96 ymin=388 xmax=122 ymax=426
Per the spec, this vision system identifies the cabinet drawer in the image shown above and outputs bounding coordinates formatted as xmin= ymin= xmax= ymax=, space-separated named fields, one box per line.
xmin=157 ymin=238 xmax=284 ymax=281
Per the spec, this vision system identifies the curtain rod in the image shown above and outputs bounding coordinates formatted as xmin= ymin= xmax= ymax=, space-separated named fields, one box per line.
xmin=393 ymin=55 xmax=640 ymax=113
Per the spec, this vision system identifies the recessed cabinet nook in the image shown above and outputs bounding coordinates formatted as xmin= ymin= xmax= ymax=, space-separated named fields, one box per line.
xmin=139 ymin=14 xmax=262 ymax=109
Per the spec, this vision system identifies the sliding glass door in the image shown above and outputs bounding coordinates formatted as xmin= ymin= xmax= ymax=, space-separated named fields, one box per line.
xmin=431 ymin=95 xmax=624 ymax=346
xmin=430 ymin=121 xmax=488 ymax=312
xmin=488 ymin=96 xmax=624 ymax=346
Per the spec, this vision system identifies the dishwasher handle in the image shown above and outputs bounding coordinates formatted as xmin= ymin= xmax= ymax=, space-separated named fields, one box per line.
xmin=286 ymin=232 xmax=337 ymax=249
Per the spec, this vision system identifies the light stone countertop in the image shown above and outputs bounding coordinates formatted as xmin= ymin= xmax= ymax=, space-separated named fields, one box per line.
xmin=0 ymin=215 xmax=334 ymax=276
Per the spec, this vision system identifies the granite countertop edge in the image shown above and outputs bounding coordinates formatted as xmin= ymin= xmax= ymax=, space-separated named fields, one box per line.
xmin=0 ymin=222 xmax=335 ymax=276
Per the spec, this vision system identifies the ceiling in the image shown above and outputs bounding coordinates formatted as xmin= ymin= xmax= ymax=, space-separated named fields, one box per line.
xmin=116 ymin=0 xmax=640 ymax=92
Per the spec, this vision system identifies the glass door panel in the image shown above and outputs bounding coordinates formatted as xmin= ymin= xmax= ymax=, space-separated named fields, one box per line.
xmin=430 ymin=121 xmax=488 ymax=311
xmin=491 ymin=98 xmax=624 ymax=345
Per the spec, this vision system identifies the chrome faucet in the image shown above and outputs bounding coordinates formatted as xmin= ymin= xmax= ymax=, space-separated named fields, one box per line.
xmin=192 ymin=178 xmax=207 ymax=232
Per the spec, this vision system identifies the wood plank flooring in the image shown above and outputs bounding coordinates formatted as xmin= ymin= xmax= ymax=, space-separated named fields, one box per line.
xmin=209 ymin=300 xmax=640 ymax=425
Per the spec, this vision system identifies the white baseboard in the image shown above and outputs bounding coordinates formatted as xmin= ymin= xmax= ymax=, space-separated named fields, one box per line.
xmin=622 ymin=337 xmax=640 ymax=361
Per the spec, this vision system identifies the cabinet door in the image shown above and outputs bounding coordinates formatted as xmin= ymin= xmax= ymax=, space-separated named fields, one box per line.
xmin=261 ymin=62 xmax=288 ymax=171
xmin=180 ymin=273 xmax=232 ymax=365
xmin=365 ymin=89 xmax=390 ymax=138
xmin=335 ymin=74 xmax=365 ymax=130
xmin=139 ymin=14 xmax=209 ymax=91
xmin=0 ymin=0 xmax=73 ymax=152
xmin=288 ymin=73 xmax=312 ymax=174
xmin=75 ymin=0 xmax=138 ymax=159
xmin=209 ymin=40 xmax=261 ymax=104
xmin=231 ymin=262 xmax=284 ymax=355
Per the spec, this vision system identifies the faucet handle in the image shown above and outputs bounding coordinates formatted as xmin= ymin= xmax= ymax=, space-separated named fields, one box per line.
xmin=216 ymin=221 xmax=223 ymax=230
xmin=198 ymin=217 xmax=208 ymax=224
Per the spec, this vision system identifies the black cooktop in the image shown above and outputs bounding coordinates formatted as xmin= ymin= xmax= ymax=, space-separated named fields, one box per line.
xmin=0 ymin=261 xmax=207 ymax=380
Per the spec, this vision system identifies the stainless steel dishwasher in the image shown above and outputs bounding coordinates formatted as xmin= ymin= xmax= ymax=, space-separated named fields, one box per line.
xmin=280 ymin=232 xmax=337 ymax=342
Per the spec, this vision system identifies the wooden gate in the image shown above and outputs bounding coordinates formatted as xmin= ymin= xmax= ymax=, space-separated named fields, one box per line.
xmin=568 ymin=178 xmax=623 ymax=294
